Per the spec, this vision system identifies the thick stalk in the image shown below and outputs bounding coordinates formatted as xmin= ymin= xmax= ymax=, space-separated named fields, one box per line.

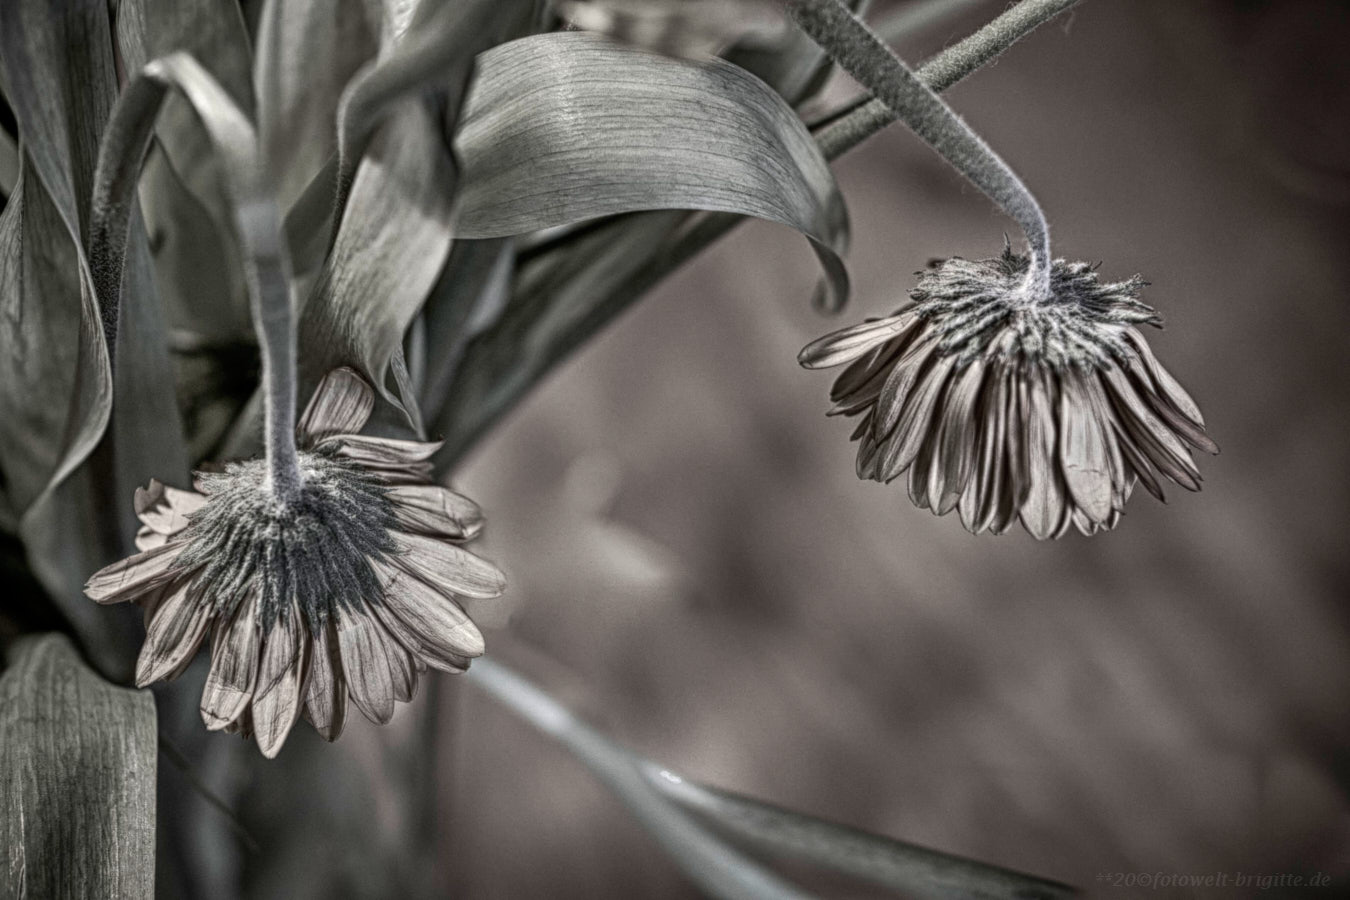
xmin=788 ymin=0 xmax=1054 ymax=299
xmin=235 ymin=194 xmax=301 ymax=500
xmin=813 ymin=0 xmax=1082 ymax=162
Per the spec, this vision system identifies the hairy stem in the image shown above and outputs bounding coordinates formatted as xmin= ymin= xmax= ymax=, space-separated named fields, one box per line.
xmin=235 ymin=195 xmax=301 ymax=500
xmin=813 ymin=0 xmax=1082 ymax=161
xmin=788 ymin=0 xmax=1054 ymax=298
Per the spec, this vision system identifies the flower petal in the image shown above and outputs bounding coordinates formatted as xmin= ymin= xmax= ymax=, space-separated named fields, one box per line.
xmin=321 ymin=434 xmax=441 ymax=467
xmin=1101 ymin=365 xmax=1201 ymax=491
xmin=303 ymin=620 xmax=348 ymax=742
xmin=297 ymin=367 xmax=375 ymax=446
xmin=253 ymin=636 xmax=309 ymax=760
xmin=1123 ymin=328 xmax=1206 ymax=428
xmin=200 ymin=591 xmax=260 ymax=732
xmin=134 ymin=479 xmax=207 ymax=535
xmin=135 ymin=525 xmax=169 ymax=552
xmin=85 ymin=540 xmax=183 ymax=604
xmin=1058 ymin=373 xmax=1114 ymax=524
xmin=391 ymin=532 xmax=505 ymax=600
xmin=135 ymin=581 xmax=211 ymax=687
xmin=376 ymin=561 xmax=484 ymax=661
xmin=931 ymin=360 xmax=986 ymax=515
xmin=337 ymin=607 xmax=396 ymax=725
xmin=255 ymin=605 xmax=300 ymax=699
xmin=1019 ymin=370 xmax=1064 ymax=541
xmin=878 ymin=353 xmax=958 ymax=483
xmin=388 ymin=484 xmax=485 ymax=541
xmin=798 ymin=312 xmax=917 ymax=369
xmin=873 ymin=332 xmax=938 ymax=440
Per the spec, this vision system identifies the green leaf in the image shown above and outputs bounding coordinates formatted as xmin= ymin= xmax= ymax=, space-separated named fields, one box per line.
xmin=297 ymin=99 xmax=454 ymax=423
xmin=116 ymin=0 xmax=256 ymax=339
xmin=645 ymin=770 xmax=1080 ymax=900
xmin=0 ymin=125 xmax=17 ymax=199
xmin=432 ymin=210 xmax=685 ymax=466
xmin=0 ymin=0 xmax=116 ymax=510
xmin=296 ymin=0 xmax=519 ymax=421
xmin=453 ymin=31 xmax=850 ymax=311
xmin=417 ymin=237 xmax=514 ymax=424
xmin=0 ymin=634 xmax=157 ymax=898
xmin=468 ymin=659 xmax=812 ymax=900
xmin=254 ymin=0 xmax=380 ymax=214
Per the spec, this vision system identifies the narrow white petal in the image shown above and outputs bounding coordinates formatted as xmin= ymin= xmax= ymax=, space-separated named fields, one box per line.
xmin=391 ymin=532 xmax=505 ymax=600
xmin=85 ymin=541 xmax=183 ymax=604
xmin=135 ymin=582 xmax=211 ymax=687
xmin=134 ymin=479 xmax=206 ymax=535
xmin=1058 ymin=375 xmax=1113 ymax=524
xmin=304 ymin=621 xmax=348 ymax=742
xmin=798 ymin=312 xmax=917 ymax=369
xmin=388 ymin=484 xmax=484 ymax=541
xmin=253 ymin=630 xmax=310 ymax=759
xmin=200 ymin=591 xmax=260 ymax=731
xmin=337 ymin=609 xmax=396 ymax=725
xmin=297 ymin=367 xmax=375 ymax=446
xmin=376 ymin=561 xmax=484 ymax=660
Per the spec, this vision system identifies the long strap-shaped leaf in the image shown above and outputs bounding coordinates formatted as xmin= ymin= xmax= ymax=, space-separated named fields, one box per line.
xmin=645 ymin=770 xmax=1079 ymax=899
xmin=467 ymin=659 xmax=813 ymax=900
xmin=90 ymin=52 xmax=302 ymax=496
xmin=468 ymin=658 xmax=1080 ymax=899
xmin=1 ymin=1 xmax=186 ymax=680
xmin=294 ymin=0 xmax=516 ymax=428
xmin=0 ymin=0 xmax=115 ymax=509
xmin=453 ymin=31 xmax=850 ymax=312
xmin=0 ymin=634 xmax=157 ymax=898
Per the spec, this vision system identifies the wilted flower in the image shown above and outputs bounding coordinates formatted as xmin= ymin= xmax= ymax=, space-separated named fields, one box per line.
xmin=85 ymin=368 xmax=504 ymax=756
xmin=800 ymin=249 xmax=1218 ymax=539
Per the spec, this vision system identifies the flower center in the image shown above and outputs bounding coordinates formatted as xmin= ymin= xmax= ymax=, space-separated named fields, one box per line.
xmin=911 ymin=251 xmax=1161 ymax=370
xmin=174 ymin=450 xmax=398 ymax=633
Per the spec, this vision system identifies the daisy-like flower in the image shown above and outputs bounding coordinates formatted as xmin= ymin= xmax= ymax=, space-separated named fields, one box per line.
xmin=85 ymin=368 xmax=504 ymax=757
xmin=800 ymin=248 xmax=1218 ymax=539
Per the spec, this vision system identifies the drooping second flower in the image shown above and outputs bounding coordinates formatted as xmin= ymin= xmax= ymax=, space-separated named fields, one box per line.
xmin=800 ymin=249 xmax=1218 ymax=539
xmin=85 ymin=368 xmax=503 ymax=756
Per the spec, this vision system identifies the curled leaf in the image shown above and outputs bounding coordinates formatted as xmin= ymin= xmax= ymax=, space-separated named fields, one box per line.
xmin=454 ymin=32 xmax=850 ymax=311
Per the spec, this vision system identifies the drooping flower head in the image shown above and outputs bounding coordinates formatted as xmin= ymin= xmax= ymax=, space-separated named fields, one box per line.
xmin=86 ymin=368 xmax=504 ymax=756
xmin=800 ymin=248 xmax=1218 ymax=539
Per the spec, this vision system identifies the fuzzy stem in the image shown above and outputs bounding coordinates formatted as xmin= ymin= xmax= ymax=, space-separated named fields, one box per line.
xmin=813 ymin=0 xmax=1081 ymax=161
xmin=231 ymin=193 xmax=300 ymax=502
xmin=788 ymin=0 xmax=1054 ymax=298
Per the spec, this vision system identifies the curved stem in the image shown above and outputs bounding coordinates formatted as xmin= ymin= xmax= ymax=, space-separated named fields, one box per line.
xmin=788 ymin=0 xmax=1054 ymax=298
xmin=89 ymin=53 xmax=302 ymax=498
xmin=234 ymin=194 xmax=300 ymax=499
xmin=812 ymin=0 xmax=1082 ymax=161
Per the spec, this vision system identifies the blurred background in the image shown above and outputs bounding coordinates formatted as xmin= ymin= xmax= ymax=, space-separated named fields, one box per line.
xmin=154 ymin=1 xmax=1350 ymax=897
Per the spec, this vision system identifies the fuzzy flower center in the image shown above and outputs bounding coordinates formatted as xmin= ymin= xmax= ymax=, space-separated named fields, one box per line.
xmin=911 ymin=250 xmax=1162 ymax=370
xmin=174 ymin=450 xmax=398 ymax=633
